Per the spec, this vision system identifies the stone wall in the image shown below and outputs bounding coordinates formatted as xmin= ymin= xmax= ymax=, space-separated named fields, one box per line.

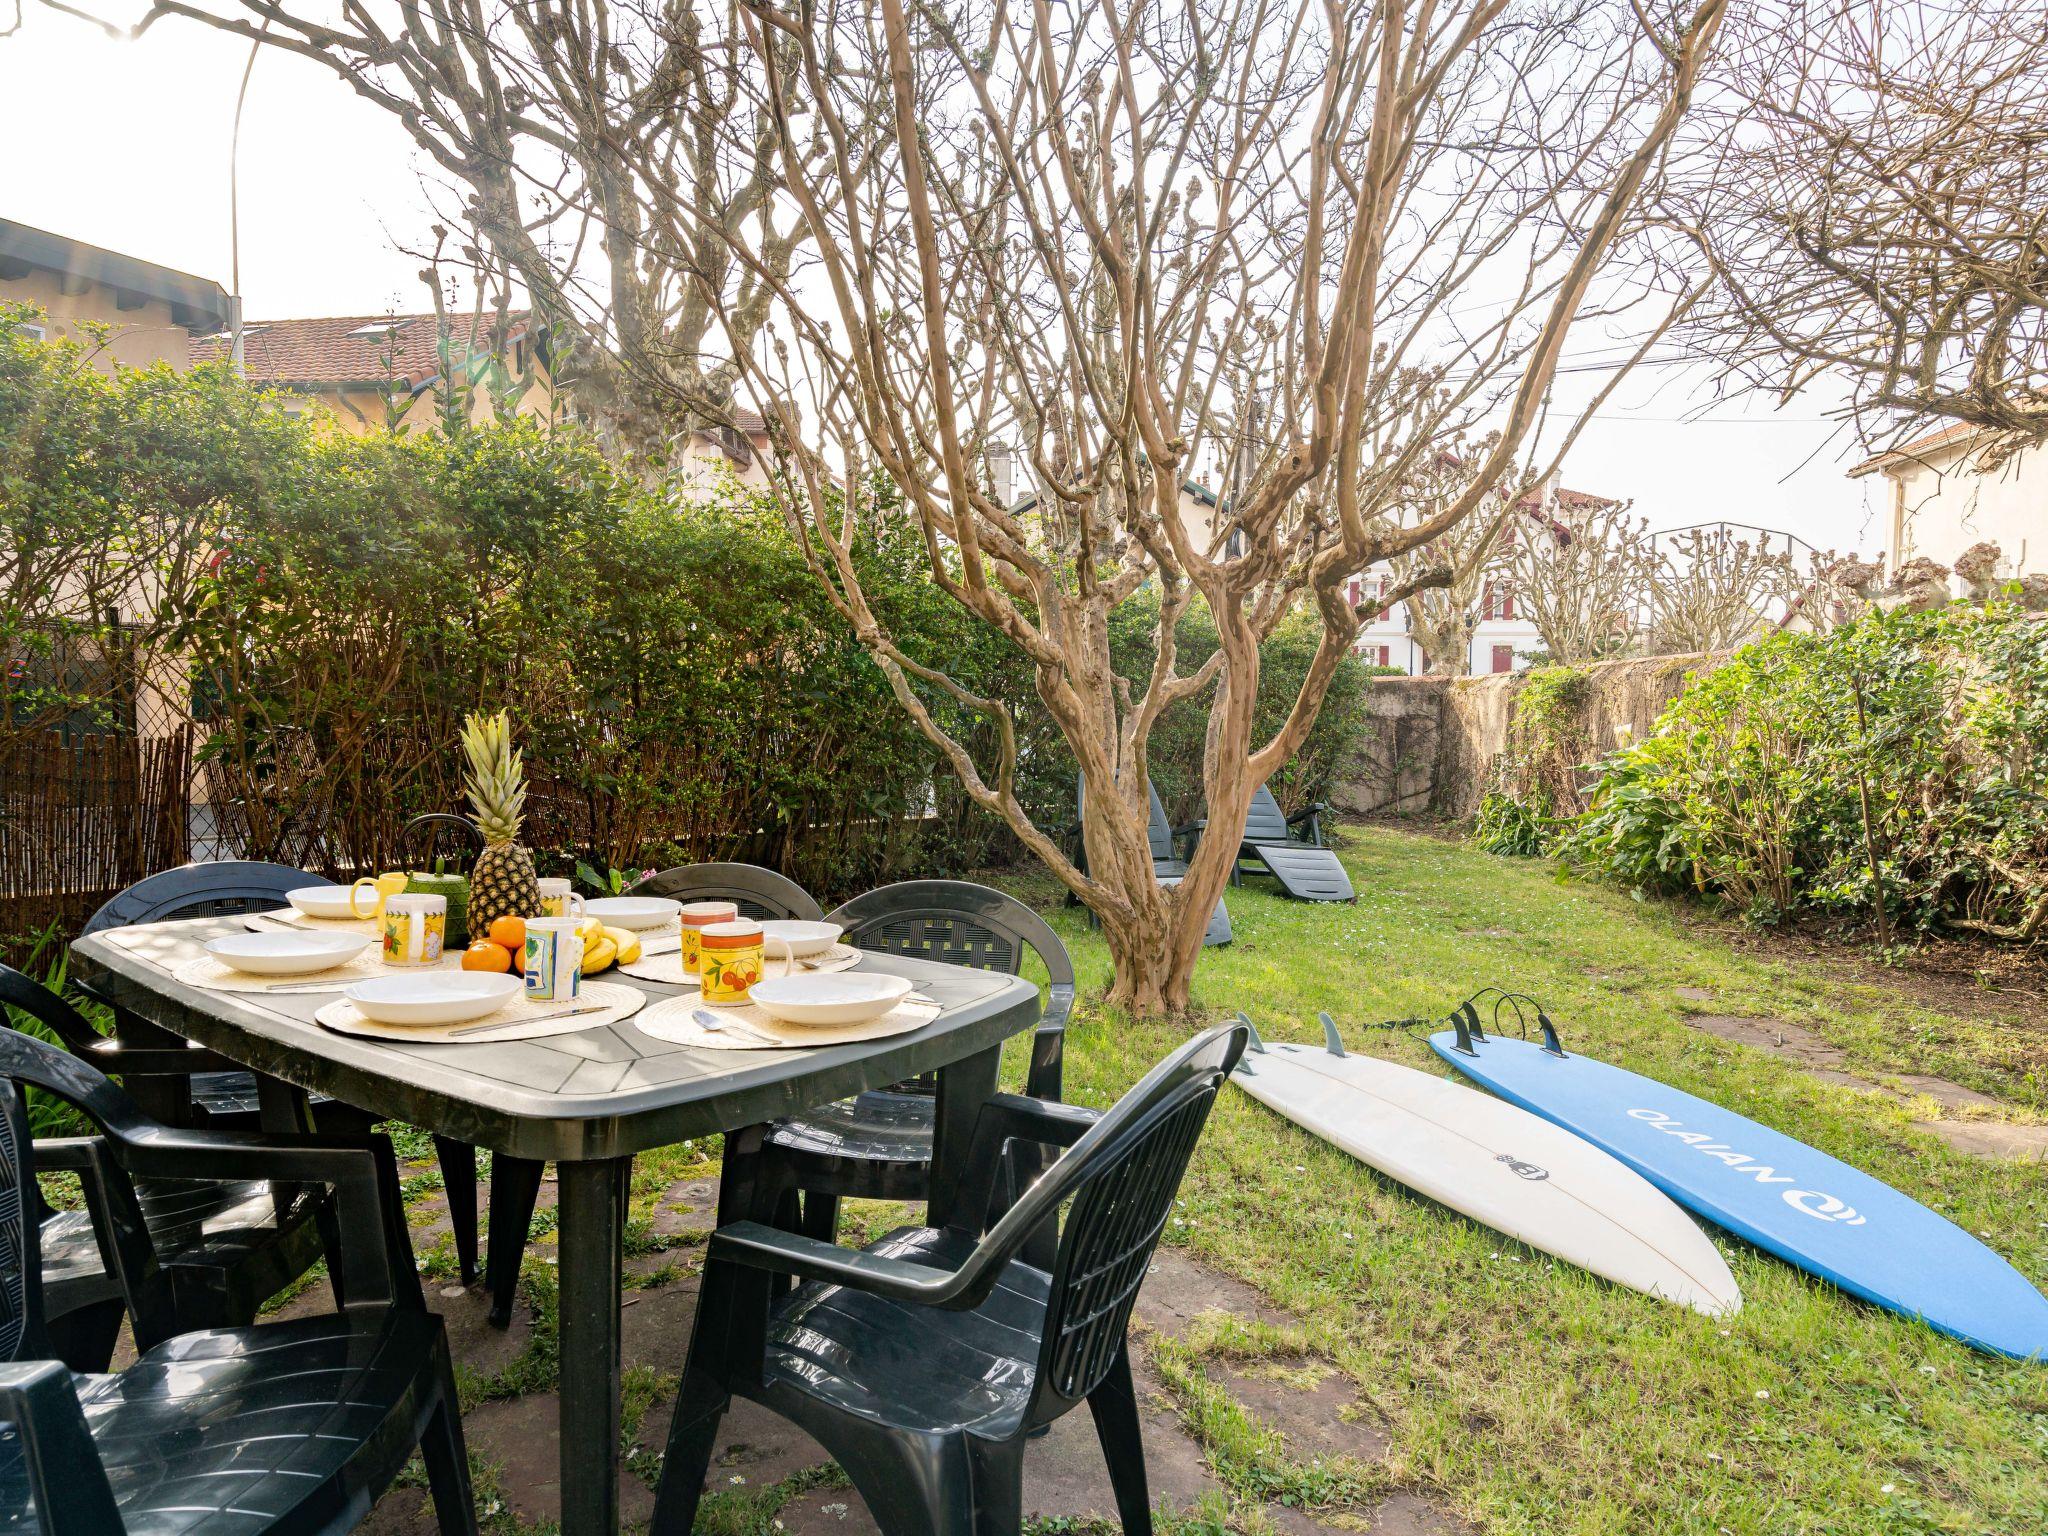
xmin=1335 ymin=651 xmax=1725 ymax=820
xmin=1329 ymin=676 xmax=1445 ymax=816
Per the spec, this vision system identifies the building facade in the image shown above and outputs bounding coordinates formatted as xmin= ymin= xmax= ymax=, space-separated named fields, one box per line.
xmin=1850 ymin=423 xmax=2045 ymax=582
xmin=1 ymin=217 xmax=230 ymax=370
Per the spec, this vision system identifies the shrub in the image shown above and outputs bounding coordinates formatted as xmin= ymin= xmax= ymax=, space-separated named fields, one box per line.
xmin=1558 ymin=605 xmax=2048 ymax=938
xmin=2 ymin=326 xmax=1364 ymax=912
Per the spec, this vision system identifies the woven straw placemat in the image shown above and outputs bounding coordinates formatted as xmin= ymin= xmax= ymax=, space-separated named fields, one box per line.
xmin=313 ymin=980 xmax=646 ymax=1043
xmin=173 ymin=948 xmax=461 ymax=994
xmin=634 ymin=990 xmax=939 ymax=1051
xmin=620 ymin=942 xmax=858 ymax=987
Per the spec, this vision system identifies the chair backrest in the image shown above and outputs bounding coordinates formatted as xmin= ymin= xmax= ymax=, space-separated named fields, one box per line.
xmin=825 ymin=880 xmax=1074 ymax=988
xmin=81 ymin=861 xmax=326 ymax=937
xmin=1242 ymin=784 xmax=1291 ymax=845
xmin=1076 ymin=776 xmax=1176 ymax=863
xmin=1 ymin=1070 xmax=43 ymax=1363
xmin=626 ymin=862 xmax=823 ymax=922
xmin=985 ymin=1021 xmax=1245 ymax=1426
xmin=397 ymin=813 xmax=484 ymax=875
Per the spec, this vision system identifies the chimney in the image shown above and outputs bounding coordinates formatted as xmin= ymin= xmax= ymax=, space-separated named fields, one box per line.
xmin=989 ymin=444 xmax=1015 ymax=507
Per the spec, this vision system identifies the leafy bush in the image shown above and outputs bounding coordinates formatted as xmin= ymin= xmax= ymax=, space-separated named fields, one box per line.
xmin=3 ymin=322 xmax=1361 ymax=909
xmin=1559 ymin=605 xmax=2048 ymax=938
xmin=1470 ymin=665 xmax=1592 ymax=857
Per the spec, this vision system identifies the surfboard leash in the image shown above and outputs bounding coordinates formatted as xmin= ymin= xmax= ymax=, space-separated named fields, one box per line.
xmin=1447 ymin=986 xmax=1567 ymax=1057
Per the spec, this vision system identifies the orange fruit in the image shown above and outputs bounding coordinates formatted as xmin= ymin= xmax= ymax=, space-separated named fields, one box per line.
xmin=487 ymin=916 xmax=526 ymax=952
xmin=461 ymin=940 xmax=513 ymax=973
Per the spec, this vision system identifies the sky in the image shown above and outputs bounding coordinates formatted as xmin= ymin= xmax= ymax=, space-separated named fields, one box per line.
xmin=0 ymin=5 xmax=1895 ymax=557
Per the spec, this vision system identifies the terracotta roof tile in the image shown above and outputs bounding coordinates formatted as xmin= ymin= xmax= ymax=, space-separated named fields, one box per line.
xmin=1847 ymin=420 xmax=1984 ymax=478
xmin=188 ymin=311 xmax=532 ymax=388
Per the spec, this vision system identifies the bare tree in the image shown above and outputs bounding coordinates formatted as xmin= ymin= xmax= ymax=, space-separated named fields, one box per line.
xmin=1670 ymin=0 xmax=2048 ymax=463
xmin=114 ymin=0 xmax=806 ymax=460
xmin=706 ymin=0 xmax=1724 ymax=1012
xmin=1382 ymin=447 xmax=1522 ymax=677
xmin=101 ymin=0 xmax=1725 ymax=1012
xmin=1647 ymin=525 xmax=1801 ymax=653
xmin=1510 ymin=499 xmax=1654 ymax=665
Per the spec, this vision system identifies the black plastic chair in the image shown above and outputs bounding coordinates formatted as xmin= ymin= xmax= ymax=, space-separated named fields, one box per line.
xmin=624 ymin=861 xmax=826 ymax=922
xmin=2 ymin=966 xmax=333 ymax=1373
xmin=1071 ymin=777 xmax=1232 ymax=946
xmin=1193 ymin=783 xmax=1355 ymax=902
xmin=80 ymin=861 xmax=331 ymax=1126
xmin=0 ymin=1027 xmax=476 ymax=1535
xmin=78 ymin=864 xmax=499 ymax=1323
xmin=471 ymin=862 xmax=825 ymax=1327
xmin=756 ymin=880 xmax=1075 ymax=1244
xmin=649 ymin=1020 xmax=1248 ymax=1535
xmin=398 ymin=812 xmax=484 ymax=875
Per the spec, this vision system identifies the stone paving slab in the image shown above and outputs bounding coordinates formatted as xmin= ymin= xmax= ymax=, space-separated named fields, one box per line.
xmin=1679 ymin=1005 xmax=2048 ymax=1161
xmin=346 ymin=1170 xmax=1477 ymax=1534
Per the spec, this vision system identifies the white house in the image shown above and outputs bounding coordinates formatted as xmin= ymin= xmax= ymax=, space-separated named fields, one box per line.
xmin=1849 ymin=422 xmax=2045 ymax=584
xmin=1346 ymin=484 xmax=1616 ymax=675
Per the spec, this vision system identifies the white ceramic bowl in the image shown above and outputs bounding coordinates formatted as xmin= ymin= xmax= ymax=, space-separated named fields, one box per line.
xmin=287 ymin=885 xmax=367 ymax=920
xmin=204 ymin=930 xmax=371 ymax=976
xmin=748 ymin=973 xmax=913 ymax=1027
xmin=345 ymin=972 xmax=523 ymax=1026
xmin=760 ymin=920 xmax=844 ymax=959
xmin=584 ymin=896 xmax=683 ymax=930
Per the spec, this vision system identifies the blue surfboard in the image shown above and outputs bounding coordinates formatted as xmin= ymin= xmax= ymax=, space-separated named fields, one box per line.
xmin=1429 ymin=1030 xmax=2048 ymax=1359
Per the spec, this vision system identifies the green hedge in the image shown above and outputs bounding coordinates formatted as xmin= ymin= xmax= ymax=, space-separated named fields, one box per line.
xmin=4 ymin=313 xmax=1369 ymax=903
xmin=1558 ymin=605 xmax=2048 ymax=937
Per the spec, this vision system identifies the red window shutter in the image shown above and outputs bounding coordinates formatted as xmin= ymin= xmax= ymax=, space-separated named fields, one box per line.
xmin=1347 ymin=576 xmax=1362 ymax=608
xmin=1491 ymin=643 xmax=1514 ymax=673
xmin=1502 ymin=584 xmax=1515 ymax=620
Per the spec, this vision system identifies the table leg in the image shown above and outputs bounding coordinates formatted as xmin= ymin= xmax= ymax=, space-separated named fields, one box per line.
xmin=557 ymin=1156 xmax=628 ymax=1536
xmin=927 ymin=1040 xmax=1002 ymax=1229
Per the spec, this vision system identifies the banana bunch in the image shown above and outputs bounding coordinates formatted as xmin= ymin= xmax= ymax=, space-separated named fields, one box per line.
xmin=575 ymin=915 xmax=642 ymax=973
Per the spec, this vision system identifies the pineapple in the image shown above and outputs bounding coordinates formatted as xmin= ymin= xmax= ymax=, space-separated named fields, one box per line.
xmin=460 ymin=710 xmax=543 ymax=933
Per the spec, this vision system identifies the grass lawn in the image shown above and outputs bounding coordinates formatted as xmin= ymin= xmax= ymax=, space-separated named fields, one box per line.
xmin=1020 ymin=822 xmax=2048 ymax=1536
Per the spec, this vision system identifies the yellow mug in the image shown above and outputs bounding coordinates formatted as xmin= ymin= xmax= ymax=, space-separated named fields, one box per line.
xmin=349 ymin=871 xmax=410 ymax=918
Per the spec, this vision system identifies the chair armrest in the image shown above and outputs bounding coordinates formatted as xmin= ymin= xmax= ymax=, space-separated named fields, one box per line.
xmin=73 ymin=1037 xmax=246 ymax=1077
xmin=948 ymin=1090 xmax=1103 ymax=1240
xmin=709 ymin=1222 xmax=972 ymax=1306
xmin=1023 ymin=983 xmax=1075 ymax=1100
xmin=111 ymin=1124 xmax=415 ymax=1309
xmin=30 ymin=1135 xmax=100 ymax=1172
xmin=1285 ymin=802 xmax=1328 ymax=845
xmin=0 ymin=1361 xmax=123 ymax=1535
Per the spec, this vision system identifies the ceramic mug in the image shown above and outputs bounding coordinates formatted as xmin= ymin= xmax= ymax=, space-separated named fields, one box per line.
xmin=537 ymin=878 xmax=586 ymax=921
xmin=677 ymin=901 xmax=739 ymax=976
xmin=523 ymin=916 xmax=584 ymax=1002
xmin=380 ymin=894 xmax=447 ymax=967
xmin=698 ymin=920 xmax=792 ymax=1006
xmin=350 ymin=870 xmax=410 ymax=918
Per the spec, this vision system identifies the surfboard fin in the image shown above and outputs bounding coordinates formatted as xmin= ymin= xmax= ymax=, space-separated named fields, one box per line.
xmin=1536 ymin=1010 xmax=1567 ymax=1057
xmin=1448 ymin=1000 xmax=1483 ymax=1056
xmin=1317 ymin=1011 xmax=1347 ymax=1057
xmin=1234 ymin=1011 xmax=1266 ymax=1053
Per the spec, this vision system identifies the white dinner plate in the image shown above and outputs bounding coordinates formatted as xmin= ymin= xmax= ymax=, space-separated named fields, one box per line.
xmin=760 ymin=920 xmax=844 ymax=959
xmin=584 ymin=896 xmax=683 ymax=930
xmin=748 ymin=973 xmax=913 ymax=1027
xmin=287 ymin=885 xmax=368 ymax=920
xmin=203 ymin=930 xmax=372 ymax=976
xmin=345 ymin=972 xmax=524 ymax=1026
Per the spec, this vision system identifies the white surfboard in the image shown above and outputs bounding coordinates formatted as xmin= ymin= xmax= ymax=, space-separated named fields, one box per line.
xmin=1232 ymin=1015 xmax=1741 ymax=1316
